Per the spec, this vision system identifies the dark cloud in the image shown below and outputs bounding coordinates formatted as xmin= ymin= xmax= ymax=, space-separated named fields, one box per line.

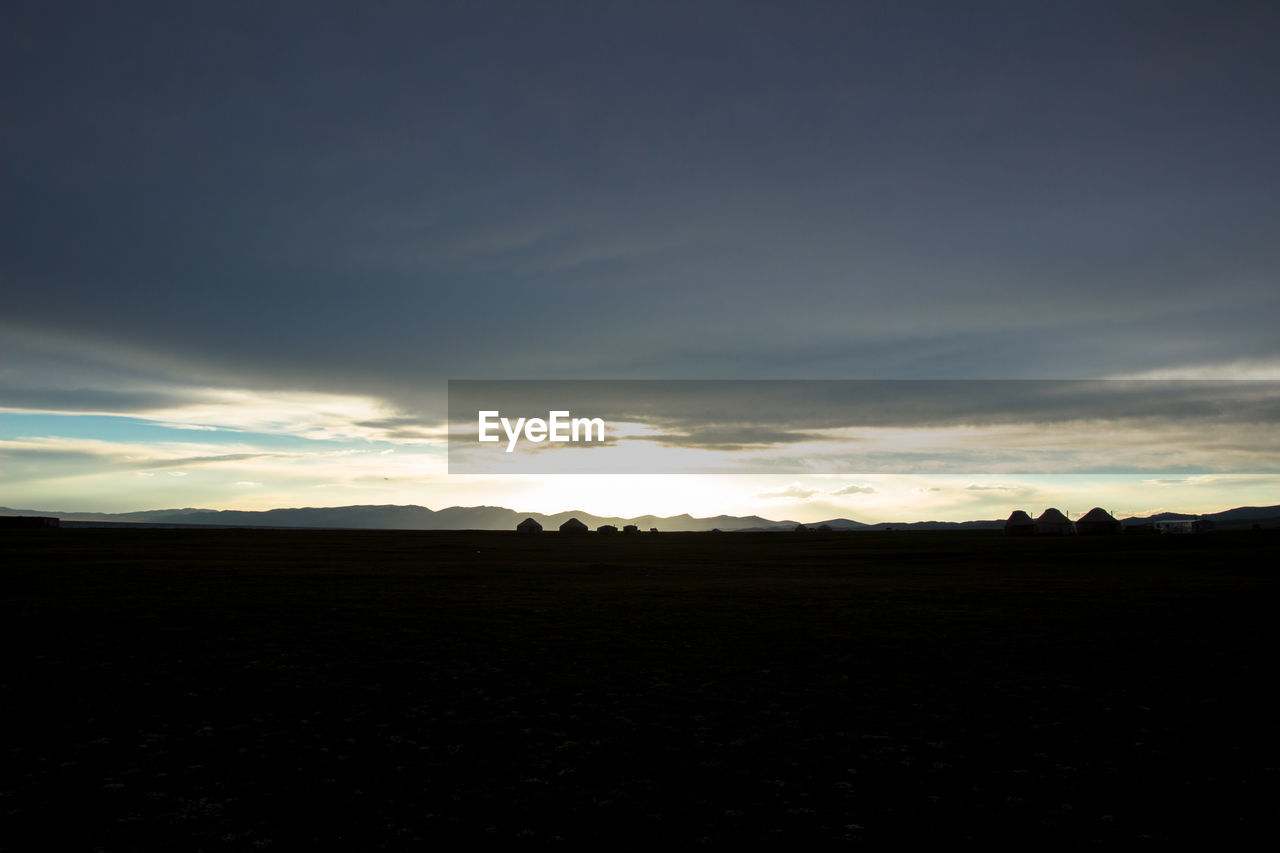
xmin=627 ymin=428 xmax=834 ymax=451
xmin=450 ymin=379 xmax=1280 ymax=433
xmin=0 ymin=386 xmax=194 ymax=415
xmin=3 ymin=1 xmax=1278 ymax=420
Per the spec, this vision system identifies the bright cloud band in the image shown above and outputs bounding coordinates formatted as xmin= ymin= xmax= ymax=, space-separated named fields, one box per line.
xmin=448 ymin=379 xmax=1280 ymax=475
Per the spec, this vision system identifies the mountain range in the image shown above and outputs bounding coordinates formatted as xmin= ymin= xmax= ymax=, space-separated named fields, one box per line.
xmin=4 ymin=504 xmax=1278 ymax=531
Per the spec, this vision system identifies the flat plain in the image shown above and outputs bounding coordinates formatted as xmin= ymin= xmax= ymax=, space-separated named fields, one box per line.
xmin=2 ymin=528 xmax=1276 ymax=848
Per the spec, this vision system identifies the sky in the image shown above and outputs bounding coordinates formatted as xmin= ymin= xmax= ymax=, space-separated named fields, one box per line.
xmin=3 ymin=1 xmax=1278 ymax=523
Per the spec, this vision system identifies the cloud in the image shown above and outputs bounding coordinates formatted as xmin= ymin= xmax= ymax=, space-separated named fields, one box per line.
xmin=757 ymin=484 xmax=820 ymax=500
xmin=5 ymin=2 xmax=1278 ymax=413
xmin=628 ymin=428 xmax=831 ymax=451
xmin=443 ymin=379 xmax=1280 ymax=475
xmin=0 ymin=436 xmax=391 ymax=481
xmin=1113 ymin=358 xmax=1280 ymax=380
xmin=757 ymin=482 xmax=878 ymax=500
xmin=3 ymin=3 xmax=1278 ymax=514
xmin=451 ymin=378 xmax=1280 ymax=434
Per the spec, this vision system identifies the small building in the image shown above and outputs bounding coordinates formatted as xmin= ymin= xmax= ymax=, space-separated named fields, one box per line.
xmin=650 ymin=527 xmax=659 ymax=534
xmin=817 ymin=523 xmax=833 ymax=532
xmin=516 ymin=517 xmax=543 ymax=534
xmin=597 ymin=524 xmax=618 ymax=534
xmin=1035 ymin=508 xmax=1074 ymax=536
xmin=559 ymin=517 xmax=588 ymax=535
xmin=1003 ymin=510 xmax=1036 ymax=536
xmin=1156 ymin=518 xmax=1214 ymax=535
xmin=622 ymin=525 xmax=640 ymax=535
xmin=794 ymin=524 xmax=810 ymax=533
xmin=1076 ymin=507 xmax=1122 ymax=535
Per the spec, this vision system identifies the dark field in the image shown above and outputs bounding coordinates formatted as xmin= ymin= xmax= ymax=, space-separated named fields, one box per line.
xmin=2 ymin=529 xmax=1277 ymax=849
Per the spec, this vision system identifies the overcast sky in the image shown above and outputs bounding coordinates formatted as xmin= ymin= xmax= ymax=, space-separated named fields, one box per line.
xmin=3 ymin=1 xmax=1278 ymax=519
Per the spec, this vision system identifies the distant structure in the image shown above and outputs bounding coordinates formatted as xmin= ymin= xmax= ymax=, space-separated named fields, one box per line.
xmin=817 ymin=523 xmax=832 ymax=532
xmin=1156 ymin=518 xmax=1215 ymax=535
xmin=559 ymin=517 xmax=588 ymax=535
xmin=597 ymin=524 xmax=618 ymax=534
xmin=1076 ymin=507 xmax=1122 ymax=535
xmin=1004 ymin=510 xmax=1036 ymax=536
xmin=650 ymin=527 xmax=659 ymax=534
xmin=0 ymin=516 xmax=60 ymax=529
xmin=622 ymin=525 xmax=640 ymax=535
xmin=1034 ymin=508 xmax=1075 ymax=535
xmin=794 ymin=524 xmax=810 ymax=533
xmin=516 ymin=517 xmax=542 ymax=534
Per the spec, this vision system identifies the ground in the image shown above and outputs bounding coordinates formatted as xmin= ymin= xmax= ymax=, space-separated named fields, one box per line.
xmin=2 ymin=528 xmax=1276 ymax=848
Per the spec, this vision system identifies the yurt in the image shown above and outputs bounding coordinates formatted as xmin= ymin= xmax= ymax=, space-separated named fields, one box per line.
xmin=597 ymin=524 xmax=618 ymax=534
xmin=1035 ymin=508 xmax=1074 ymax=535
xmin=559 ymin=517 xmax=588 ymax=534
xmin=516 ymin=517 xmax=542 ymax=534
xmin=1076 ymin=507 xmax=1122 ymax=535
xmin=1004 ymin=510 xmax=1036 ymax=536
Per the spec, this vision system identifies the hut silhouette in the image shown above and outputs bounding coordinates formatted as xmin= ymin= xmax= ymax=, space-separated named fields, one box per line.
xmin=1035 ymin=508 xmax=1074 ymax=535
xmin=1003 ymin=510 xmax=1035 ymax=536
xmin=559 ymin=517 xmax=588 ymax=535
xmin=1076 ymin=507 xmax=1122 ymax=535
xmin=597 ymin=524 xmax=618 ymax=534
xmin=516 ymin=517 xmax=542 ymax=534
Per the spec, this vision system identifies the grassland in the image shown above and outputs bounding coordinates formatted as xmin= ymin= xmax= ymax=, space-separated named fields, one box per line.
xmin=2 ymin=528 xmax=1276 ymax=848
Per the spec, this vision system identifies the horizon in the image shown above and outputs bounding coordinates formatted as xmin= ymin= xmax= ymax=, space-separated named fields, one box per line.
xmin=4 ymin=492 xmax=1271 ymax=528
xmin=3 ymin=3 xmax=1278 ymax=519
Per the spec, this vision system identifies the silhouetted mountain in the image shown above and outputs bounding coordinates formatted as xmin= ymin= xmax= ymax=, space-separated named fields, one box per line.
xmin=1122 ymin=511 xmax=1196 ymax=523
xmin=1120 ymin=505 xmax=1280 ymax=530
xmin=1196 ymin=505 xmax=1280 ymax=522
xmin=741 ymin=518 xmax=1004 ymax=532
xmin=810 ymin=518 xmax=875 ymax=530
xmin=4 ymin=503 xmax=1276 ymax=532
xmin=0 ymin=504 xmax=792 ymax=532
